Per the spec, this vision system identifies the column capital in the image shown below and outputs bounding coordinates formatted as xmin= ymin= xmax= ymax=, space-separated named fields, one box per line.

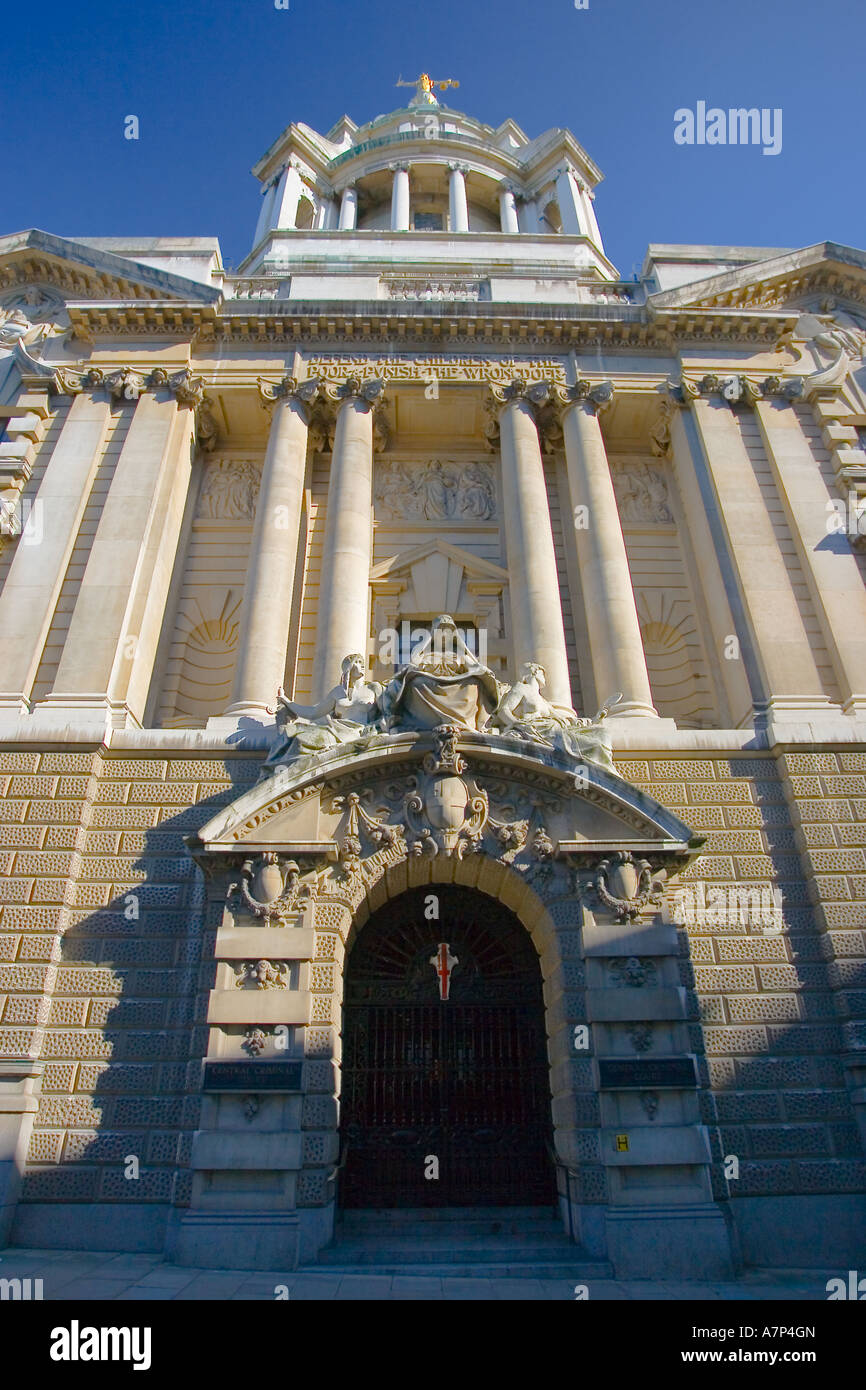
xmin=324 ymin=376 xmax=386 ymax=409
xmin=667 ymin=373 xmax=804 ymax=409
xmin=447 ymin=160 xmax=469 ymax=174
xmin=53 ymin=362 xmax=209 ymax=408
xmin=321 ymin=377 xmax=388 ymax=451
xmin=389 ymin=161 xmax=411 ymax=173
xmin=257 ymin=374 xmax=320 ymax=412
xmin=485 ymin=379 xmax=559 ymax=449
xmin=556 ymin=378 xmax=615 ymax=415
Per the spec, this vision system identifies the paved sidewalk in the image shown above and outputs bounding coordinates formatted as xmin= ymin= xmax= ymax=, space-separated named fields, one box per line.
xmin=0 ymin=1247 xmax=836 ymax=1300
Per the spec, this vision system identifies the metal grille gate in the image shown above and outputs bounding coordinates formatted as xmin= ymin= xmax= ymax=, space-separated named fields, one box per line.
xmin=340 ymin=885 xmax=555 ymax=1208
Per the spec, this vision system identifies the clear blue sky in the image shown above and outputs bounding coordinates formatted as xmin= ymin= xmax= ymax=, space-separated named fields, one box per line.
xmin=4 ymin=0 xmax=863 ymax=277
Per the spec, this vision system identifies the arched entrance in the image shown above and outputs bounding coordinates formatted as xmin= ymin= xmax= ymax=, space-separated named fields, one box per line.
xmin=339 ymin=885 xmax=555 ymax=1209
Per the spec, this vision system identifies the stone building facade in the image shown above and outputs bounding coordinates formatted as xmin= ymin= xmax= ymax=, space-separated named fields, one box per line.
xmin=0 ymin=80 xmax=864 ymax=1278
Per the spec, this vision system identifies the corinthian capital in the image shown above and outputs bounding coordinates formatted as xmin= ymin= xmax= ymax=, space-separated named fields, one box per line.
xmin=257 ymin=374 xmax=321 ymax=411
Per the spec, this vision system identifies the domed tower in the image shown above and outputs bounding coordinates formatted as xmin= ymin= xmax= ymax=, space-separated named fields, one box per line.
xmin=239 ymin=73 xmax=616 ymax=298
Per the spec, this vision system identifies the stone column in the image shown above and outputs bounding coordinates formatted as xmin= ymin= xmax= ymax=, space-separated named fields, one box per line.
xmin=390 ymin=165 xmax=410 ymax=231
xmin=554 ymin=166 xmax=586 ymax=236
xmin=448 ymin=163 xmax=469 ymax=232
xmin=498 ymin=183 xmax=520 ymax=234
xmin=272 ymin=162 xmax=304 ymax=229
xmin=312 ymin=378 xmax=385 ymax=698
xmin=338 ymin=185 xmax=358 ymax=230
xmin=489 ymin=381 xmax=572 ymax=706
xmin=574 ymin=174 xmax=604 ymax=250
xmin=38 ymin=371 xmax=204 ymax=728
xmin=0 ymin=388 xmax=111 ymax=717
xmin=755 ymin=396 xmax=866 ymax=717
xmin=665 ymin=399 xmax=753 ymax=726
xmin=519 ymin=196 xmax=541 ymax=234
xmin=688 ymin=384 xmax=831 ymax=719
xmin=226 ymin=376 xmax=318 ymax=716
xmin=254 ymin=177 xmax=279 ymax=246
xmin=559 ymin=381 xmax=657 ymax=717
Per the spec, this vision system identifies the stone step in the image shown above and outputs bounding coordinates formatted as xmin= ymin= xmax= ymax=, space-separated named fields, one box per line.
xmin=338 ymin=1205 xmax=561 ymax=1235
xmin=304 ymin=1259 xmax=613 ymax=1279
xmin=319 ymin=1238 xmax=577 ymax=1263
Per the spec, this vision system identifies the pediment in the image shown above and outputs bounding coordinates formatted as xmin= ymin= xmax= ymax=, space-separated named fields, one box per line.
xmin=649 ymin=242 xmax=866 ymax=317
xmin=188 ymin=731 xmax=703 ymax=879
xmin=0 ymin=230 xmax=221 ymax=308
xmin=371 ymin=538 xmax=507 ymax=600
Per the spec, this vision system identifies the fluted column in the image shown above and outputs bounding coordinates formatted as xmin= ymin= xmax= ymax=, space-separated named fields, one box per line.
xmin=560 ymin=381 xmax=657 ymax=716
xmin=0 ymin=388 xmax=112 ymax=716
xmin=40 ymin=370 xmax=206 ymax=727
xmin=312 ymin=378 xmax=385 ymax=698
xmin=448 ymin=163 xmax=469 ymax=232
xmin=225 ymin=376 xmax=318 ymax=716
xmin=390 ymin=165 xmax=410 ymax=231
xmin=338 ymin=185 xmax=358 ymax=230
xmin=498 ymin=183 xmax=520 ymax=234
xmin=489 ymin=381 xmax=571 ymax=706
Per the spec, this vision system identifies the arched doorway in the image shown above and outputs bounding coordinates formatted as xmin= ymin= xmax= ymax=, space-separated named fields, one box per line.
xmin=339 ymin=884 xmax=555 ymax=1209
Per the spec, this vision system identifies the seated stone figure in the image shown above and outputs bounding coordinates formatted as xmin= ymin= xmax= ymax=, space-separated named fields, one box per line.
xmin=264 ymin=653 xmax=385 ymax=766
xmin=491 ymin=661 xmax=621 ymax=775
xmin=379 ymin=614 xmax=502 ymax=732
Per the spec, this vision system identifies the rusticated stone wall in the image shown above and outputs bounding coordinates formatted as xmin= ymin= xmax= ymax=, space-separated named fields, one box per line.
xmin=0 ymin=744 xmax=863 ymax=1260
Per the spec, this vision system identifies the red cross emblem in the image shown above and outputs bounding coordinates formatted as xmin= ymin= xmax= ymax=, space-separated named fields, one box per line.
xmin=430 ymin=943 xmax=458 ymax=1000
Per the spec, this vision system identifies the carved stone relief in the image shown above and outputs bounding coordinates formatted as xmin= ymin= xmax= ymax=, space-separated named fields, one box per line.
xmin=611 ymin=462 xmax=673 ymax=524
xmin=375 ymin=458 xmax=496 ymax=521
xmin=197 ymin=458 xmax=262 ymax=519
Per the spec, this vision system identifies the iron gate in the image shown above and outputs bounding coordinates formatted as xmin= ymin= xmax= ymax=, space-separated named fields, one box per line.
xmin=340 ymin=885 xmax=555 ymax=1207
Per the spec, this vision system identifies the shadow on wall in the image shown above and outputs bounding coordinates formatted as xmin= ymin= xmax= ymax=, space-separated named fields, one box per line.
xmin=674 ymin=764 xmax=866 ymax=1269
xmin=12 ymin=720 xmax=269 ymax=1254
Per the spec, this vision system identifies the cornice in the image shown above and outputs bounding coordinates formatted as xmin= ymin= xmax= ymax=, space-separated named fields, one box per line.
xmin=58 ymin=297 xmax=796 ymax=353
xmin=649 ymin=245 xmax=866 ymax=315
xmin=0 ymin=232 xmax=221 ymax=305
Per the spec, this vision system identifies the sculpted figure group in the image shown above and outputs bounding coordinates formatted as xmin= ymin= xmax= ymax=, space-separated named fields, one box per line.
xmin=266 ymin=615 xmax=621 ymax=776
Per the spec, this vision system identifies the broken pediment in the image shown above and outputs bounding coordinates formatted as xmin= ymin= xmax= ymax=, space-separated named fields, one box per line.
xmin=187 ymin=730 xmax=703 ymax=917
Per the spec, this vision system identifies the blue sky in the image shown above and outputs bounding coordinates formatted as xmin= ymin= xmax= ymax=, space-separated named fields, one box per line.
xmin=4 ymin=0 xmax=863 ymax=277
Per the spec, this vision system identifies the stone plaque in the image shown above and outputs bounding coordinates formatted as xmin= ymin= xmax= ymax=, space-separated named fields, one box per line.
xmin=203 ymin=1061 xmax=303 ymax=1092
xmin=597 ymin=1058 xmax=698 ymax=1089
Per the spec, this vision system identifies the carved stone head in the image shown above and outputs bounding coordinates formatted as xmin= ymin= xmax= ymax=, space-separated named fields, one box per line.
xmin=520 ymin=661 xmax=546 ymax=689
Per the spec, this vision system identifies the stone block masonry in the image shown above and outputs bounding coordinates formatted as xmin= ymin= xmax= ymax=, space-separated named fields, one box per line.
xmin=0 ymin=742 xmax=863 ymax=1267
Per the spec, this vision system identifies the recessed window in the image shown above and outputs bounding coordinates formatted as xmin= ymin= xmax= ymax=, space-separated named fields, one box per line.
xmin=413 ymin=212 xmax=443 ymax=231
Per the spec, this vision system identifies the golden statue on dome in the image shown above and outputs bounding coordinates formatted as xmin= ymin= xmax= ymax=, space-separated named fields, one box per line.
xmin=396 ymin=73 xmax=459 ymax=107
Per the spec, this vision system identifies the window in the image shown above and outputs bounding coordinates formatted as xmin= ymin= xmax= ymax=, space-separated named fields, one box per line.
xmin=413 ymin=212 xmax=443 ymax=231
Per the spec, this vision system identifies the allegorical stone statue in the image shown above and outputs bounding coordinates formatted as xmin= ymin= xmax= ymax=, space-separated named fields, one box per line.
xmin=490 ymin=661 xmax=621 ymax=775
xmin=379 ymin=614 xmax=502 ymax=732
xmin=264 ymin=653 xmax=385 ymax=766
xmin=262 ymin=615 xmax=622 ymax=777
